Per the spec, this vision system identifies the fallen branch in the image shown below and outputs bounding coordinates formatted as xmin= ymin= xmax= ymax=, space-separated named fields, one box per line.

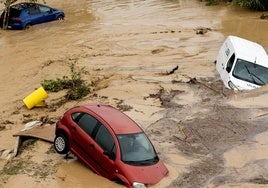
xmin=254 ymin=112 xmax=268 ymax=118
xmin=167 ymin=65 xmax=179 ymax=75
xmin=182 ymin=74 xmax=226 ymax=97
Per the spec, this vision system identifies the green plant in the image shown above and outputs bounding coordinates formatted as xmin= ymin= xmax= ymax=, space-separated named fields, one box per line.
xmin=40 ymin=78 xmax=63 ymax=92
xmin=233 ymin=0 xmax=265 ymax=10
xmin=41 ymin=61 xmax=91 ymax=100
xmin=205 ymin=0 xmax=220 ymax=6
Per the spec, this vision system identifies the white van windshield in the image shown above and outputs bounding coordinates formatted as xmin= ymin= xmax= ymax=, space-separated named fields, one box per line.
xmin=232 ymin=59 xmax=268 ymax=86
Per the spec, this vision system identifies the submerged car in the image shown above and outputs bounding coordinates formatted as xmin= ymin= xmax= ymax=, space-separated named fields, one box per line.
xmin=54 ymin=103 xmax=168 ymax=188
xmin=215 ymin=35 xmax=268 ymax=91
xmin=0 ymin=2 xmax=65 ymax=30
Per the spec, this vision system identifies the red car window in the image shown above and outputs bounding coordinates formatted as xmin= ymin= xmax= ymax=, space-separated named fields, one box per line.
xmin=95 ymin=125 xmax=116 ymax=157
xmin=74 ymin=113 xmax=98 ymax=137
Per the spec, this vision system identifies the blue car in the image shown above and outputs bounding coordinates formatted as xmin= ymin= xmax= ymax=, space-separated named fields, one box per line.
xmin=0 ymin=2 xmax=65 ymax=30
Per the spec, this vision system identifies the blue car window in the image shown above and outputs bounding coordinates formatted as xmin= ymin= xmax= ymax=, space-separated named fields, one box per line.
xmin=28 ymin=7 xmax=40 ymax=15
xmin=39 ymin=6 xmax=51 ymax=13
xmin=9 ymin=8 xmax=21 ymax=17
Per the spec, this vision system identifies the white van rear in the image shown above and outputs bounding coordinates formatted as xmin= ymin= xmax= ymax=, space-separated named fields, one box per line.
xmin=215 ymin=36 xmax=268 ymax=90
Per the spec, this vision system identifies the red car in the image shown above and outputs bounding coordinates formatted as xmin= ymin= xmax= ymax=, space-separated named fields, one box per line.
xmin=54 ymin=103 xmax=168 ymax=188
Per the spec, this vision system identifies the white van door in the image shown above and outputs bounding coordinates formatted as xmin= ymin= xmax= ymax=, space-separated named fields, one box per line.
xmin=219 ymin=52 xmax=236 ymax=88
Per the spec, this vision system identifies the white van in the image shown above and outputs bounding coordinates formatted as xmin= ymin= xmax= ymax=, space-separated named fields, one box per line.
xmin=215 ymin=35 xmax=268 ymax=90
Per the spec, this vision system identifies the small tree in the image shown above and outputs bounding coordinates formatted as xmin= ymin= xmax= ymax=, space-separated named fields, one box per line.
xmin=1 ymin=0 xmax=14 ymax=29
xmin=204 ymin=0 xmax=268 ymax=10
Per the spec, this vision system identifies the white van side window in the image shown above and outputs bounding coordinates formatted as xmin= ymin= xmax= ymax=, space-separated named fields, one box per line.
xmin=226 ymin=53 xmax=235 ymax=73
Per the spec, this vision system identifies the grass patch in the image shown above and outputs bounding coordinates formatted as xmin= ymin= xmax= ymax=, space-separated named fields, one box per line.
xmin=204 ymin=0 xmax=220 ymax=6
xmin=1 ymin=159 xmax=31 ymax=175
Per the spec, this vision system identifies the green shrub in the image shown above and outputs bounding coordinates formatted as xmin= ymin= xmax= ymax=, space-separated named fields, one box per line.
xmin=233 ymin=0 xmax=267 ymax=10
xmin=205 ymin=0 xmax=220 ymax=6
xmin=41 ymin=61 xmax=91 ymax=100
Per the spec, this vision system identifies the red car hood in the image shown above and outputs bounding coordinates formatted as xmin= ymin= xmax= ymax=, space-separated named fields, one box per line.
xmin=119 ymin=160 xmax=168 ymax=186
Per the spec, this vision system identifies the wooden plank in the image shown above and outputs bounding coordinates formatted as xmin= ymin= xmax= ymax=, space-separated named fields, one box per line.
xmin=13 ymin=125 xmax=55 ymax=143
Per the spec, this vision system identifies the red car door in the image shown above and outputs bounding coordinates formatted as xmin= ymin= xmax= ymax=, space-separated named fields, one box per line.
xmin=90 ymin=123 xmax=117 ymax=179
xmin=71 ymin=113 xmax=113 ymax=177
xmin=70 ymin=113 xmax=106 ymax=174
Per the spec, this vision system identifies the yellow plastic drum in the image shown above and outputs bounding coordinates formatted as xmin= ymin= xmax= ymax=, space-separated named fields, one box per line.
xmin=23 ymin=86 xmax=48 ymax=109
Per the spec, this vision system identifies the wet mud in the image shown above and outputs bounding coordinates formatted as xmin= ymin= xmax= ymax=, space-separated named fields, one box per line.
xmin=0 ymin=0 xmax=268 ymax=188
xmin=146 ymin=81 xmax=268 ymax=187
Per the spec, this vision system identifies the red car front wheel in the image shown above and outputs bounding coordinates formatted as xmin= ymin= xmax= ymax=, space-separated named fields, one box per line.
xmin=54 ymin=133 xmax=69 ymax=154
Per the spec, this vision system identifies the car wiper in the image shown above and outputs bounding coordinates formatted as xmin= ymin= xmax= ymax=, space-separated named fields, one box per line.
xmin=244 ymin=65 xmax=265 ymax=85
xmin=139 ymin=156 xmax=159 ymax=165
xmin=124 ymin=157 xmax=158 ymax=166
xmin=123 ymin=160 xmax=139 ymax=165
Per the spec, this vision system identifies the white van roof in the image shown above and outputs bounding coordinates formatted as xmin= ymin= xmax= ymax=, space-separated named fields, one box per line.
xmin=228 ymin=35 xmax=268 ymax=67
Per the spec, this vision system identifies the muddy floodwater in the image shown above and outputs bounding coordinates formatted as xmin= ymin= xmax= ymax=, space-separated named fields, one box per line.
xmin=0 ymin=0 xmax=268 ymax=187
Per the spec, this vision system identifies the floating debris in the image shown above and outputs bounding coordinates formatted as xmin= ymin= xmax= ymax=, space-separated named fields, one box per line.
xmin=167 ymin=65 xmax=179 ymax=75
xmin=260 ymin=14 xmax=268 ymax=19
xmin=0 ymin=125 xmax=6 ymax=131
xmin=21 ymin=121 xmax=42 ymax=132
xmin=13 ymin=124 xmax=55 ymax=157
xmin=194 ymin=26 xmax=212 ymax=35
xmin=1 ymin=149 xmax=12 ymax=160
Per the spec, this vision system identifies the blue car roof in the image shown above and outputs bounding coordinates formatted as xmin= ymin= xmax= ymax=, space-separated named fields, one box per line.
xmin=11 ymin=3 xmax=36 ymax=10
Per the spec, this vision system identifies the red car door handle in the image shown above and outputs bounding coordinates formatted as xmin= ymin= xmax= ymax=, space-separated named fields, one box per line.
xmin=89 ymin=144 xmax=94 ymax=148
xmin=71 ymin=126 xmax=76 ymax=130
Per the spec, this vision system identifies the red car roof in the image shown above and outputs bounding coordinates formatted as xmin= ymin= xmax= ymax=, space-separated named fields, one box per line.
xmin=81 ymin=103 xmax=142 ymax=134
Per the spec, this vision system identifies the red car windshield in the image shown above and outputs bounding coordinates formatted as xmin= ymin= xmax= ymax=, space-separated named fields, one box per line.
xmin=117 ymin=133 xmax=158 ymax=166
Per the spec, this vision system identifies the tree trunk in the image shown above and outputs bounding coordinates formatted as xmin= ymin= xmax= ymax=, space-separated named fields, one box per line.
xmin=260 ymin=0 xmax=268 ymax=10
xmin=2 ymin=0 xmax=11 ymax=29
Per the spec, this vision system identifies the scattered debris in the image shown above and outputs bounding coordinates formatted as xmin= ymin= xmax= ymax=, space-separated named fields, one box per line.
xmin=64 ymin=152 xmax=77 ymax=160
xmin=260 ymin=13 xmax=268 ymax=19
xmin=13 ymin=137 xmax=21 ymax=157
xmin=116 ymin=100 xmax=133 ymax=111
xmin=187 ymin=77 xmax=198 ymax=84
xmin=145 ymin=88 xmax=184 ymax=108
xmin=0 ymin=125 xmax=6 ymax=131
xmin=249 ymin=176 xmax=268 ymax=184
xmin=13 ymin=122 xmax=55 ymax=157
xmin=194 ymin=27 xmax=212 ymax=35
xmin=150 ymin=30 xmax=181 ymax=34
xmin=40 ymin=115 xmax=56 ymax=124
xmin=12 ymin=111 xmax=20 ymax=115
xmin=21 ymin=121 xmax=42 ymax=132
xmin=151 ymin=48 xmax=165 ymax=54
xmin=173 ymin=74 xmax=226 ymax=97
xmin=2 ymin=120 xmax=14 ymax=125
xmin=1 ymin=149 xmax=12 ymax=160
xmin=159 ymin=65 xmax=179 ymax=75
xmin=167 ymin=65 xmax=179 ymax=75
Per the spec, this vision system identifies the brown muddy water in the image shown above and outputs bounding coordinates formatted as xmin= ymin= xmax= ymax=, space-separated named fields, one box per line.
xmin=0 ymin=0 xmax=268 ymax=187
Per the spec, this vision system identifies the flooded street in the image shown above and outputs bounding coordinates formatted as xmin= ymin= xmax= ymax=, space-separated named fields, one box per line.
xmin=0 ymin=0 xmax=268 ymax=187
